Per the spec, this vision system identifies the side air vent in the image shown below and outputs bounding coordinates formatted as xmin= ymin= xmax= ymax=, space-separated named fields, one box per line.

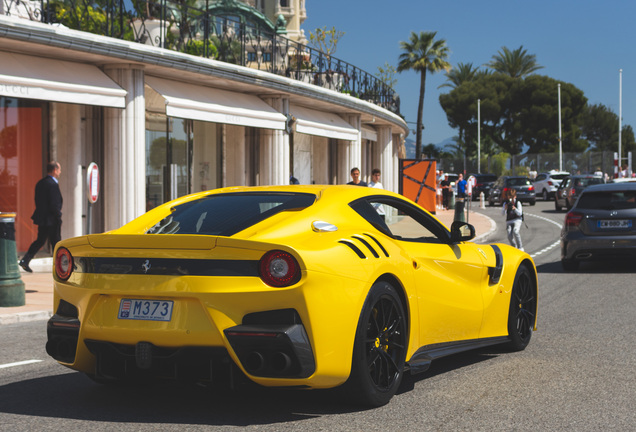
xmin=339 ymin=233 xmax=390 ymax=260
xmin=488 ymin=245 xmax=503 ymax=285
xmin=363 ymin=233 xmax=390 ymax=257
xmin=338 ymin=240 xmax=366 ymax=259
xmin=352 ymin=235 xmax=379 ymax=258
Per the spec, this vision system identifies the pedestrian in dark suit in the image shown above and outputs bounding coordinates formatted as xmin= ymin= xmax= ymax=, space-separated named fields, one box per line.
xmin=20 ymin=161 xmax=63 ymax=273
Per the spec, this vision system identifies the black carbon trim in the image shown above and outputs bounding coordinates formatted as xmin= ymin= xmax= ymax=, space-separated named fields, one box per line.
xmin=75 ymin=257 xmax=259 ymax=276
xmin=352 ymin=235 xmax=380 ymax=258
xmin=363 ymin=233 xmax=390 ymax=257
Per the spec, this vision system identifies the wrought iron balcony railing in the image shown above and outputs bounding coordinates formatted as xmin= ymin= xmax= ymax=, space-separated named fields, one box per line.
xmin=2 ymin=0 xmax=400 ymax=115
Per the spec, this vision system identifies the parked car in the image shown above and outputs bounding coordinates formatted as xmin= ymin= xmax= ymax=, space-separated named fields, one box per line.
xmin=534 ymin=171 xmax=569 ymax=201
xmin=468 ymin=173 xmax=497 ymax=200
xmin=488 ymin=176 xmax=536 ymax=206
xmin=560 ymin=182 xmax=636 ymax=271
xmin=45 ymin=185 xmax=537 ymax=407
xmin=554 ymin=175 xmax=604 ymax=211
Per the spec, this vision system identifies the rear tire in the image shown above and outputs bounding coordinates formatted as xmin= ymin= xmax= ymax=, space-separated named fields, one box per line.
xmin=507 ymin=265 xmax=536 ymax=351
xmin=542 ymin=189 xmax=548 ymax=201
xmin=343 ymin=281 xmax=407 ymax=407
xmin=554 ymin=198 xmax=562 ymax=212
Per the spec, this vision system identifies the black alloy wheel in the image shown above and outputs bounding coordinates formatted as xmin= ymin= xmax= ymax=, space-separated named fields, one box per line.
xmin=507 ymin=265 xmax=537 ymax=351
xmin=343 ymin=281 xmax=407 ymax=407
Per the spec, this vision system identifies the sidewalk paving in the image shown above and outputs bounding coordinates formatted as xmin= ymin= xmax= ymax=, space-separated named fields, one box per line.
xmin=0 ymin=208 xmax=496 ymax=325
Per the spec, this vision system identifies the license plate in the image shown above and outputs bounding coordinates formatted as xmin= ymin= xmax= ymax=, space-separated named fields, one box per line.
xmin=118 ymin=299 xmax=173 ymax=321
xmin=598 ymin=220 xmax=631 ymax=229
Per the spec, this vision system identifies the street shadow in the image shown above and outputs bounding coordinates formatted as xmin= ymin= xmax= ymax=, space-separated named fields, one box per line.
xmin=398 ymin=348 xmax=501 ymax=394
xmin=0 ymin=372 xmax=358 ymax=425
xmin=536 ymin=260 xmax=636 ymax=274
xmin=0 ymin=346 xmax=505 ymax=424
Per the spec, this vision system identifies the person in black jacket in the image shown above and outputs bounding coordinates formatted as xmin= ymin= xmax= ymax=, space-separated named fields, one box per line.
xmin=19 ymin=161 xmax=63 ymax=273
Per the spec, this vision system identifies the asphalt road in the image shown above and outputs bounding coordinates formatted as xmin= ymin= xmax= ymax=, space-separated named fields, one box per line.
xmin=1 ymin=200 xmax=634 ymax=431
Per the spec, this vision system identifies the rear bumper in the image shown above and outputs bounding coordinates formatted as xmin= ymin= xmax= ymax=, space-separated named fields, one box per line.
xmin=561 ymin=234 xmax=636 ymax=261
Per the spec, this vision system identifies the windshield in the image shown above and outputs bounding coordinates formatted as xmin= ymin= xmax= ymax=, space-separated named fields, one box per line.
xmin=146 ymin=193 xmax=316 ymax=236
xmin=577 ymin=191 xmax=636 ymax=210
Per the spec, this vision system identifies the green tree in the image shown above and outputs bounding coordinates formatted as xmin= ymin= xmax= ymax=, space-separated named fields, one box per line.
xmin=375 ymin=62 xmax=398 ymax=89
xmin=421 ymin=143 xmax=440 ymax=159
xmin=580 ymin=103 xmax=636 ymax=153
xmin=439 ymin=62 xmax=488 ymax=89
xmin=486 ymin=45 xmax=543 ymax=78
xmin=309 ymin=26 xmax=345 ymax=56
xmin=397 ymin=31 xmax=451 ymax=159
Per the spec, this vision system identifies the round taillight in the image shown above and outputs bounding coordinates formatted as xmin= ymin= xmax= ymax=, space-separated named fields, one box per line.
xmin=55 ymin=247 xmax=73 ymax=281
xmin=259 ymin=250 xmax=300 ymax=287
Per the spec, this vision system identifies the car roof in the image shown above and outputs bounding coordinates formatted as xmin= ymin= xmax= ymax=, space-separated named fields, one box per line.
xmin=581 ymin=182 xmax=636 ymax=193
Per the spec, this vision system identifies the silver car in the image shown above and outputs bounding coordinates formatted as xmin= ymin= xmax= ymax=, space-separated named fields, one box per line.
xmin=534 ymin=171 xmax=569 ymax=201
xmin=560 ymin=183 xmax=636 ymax=271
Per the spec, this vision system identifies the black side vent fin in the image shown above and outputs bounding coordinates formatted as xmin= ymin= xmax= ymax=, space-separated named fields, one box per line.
xmin=352 ymin=235 xmax=379 ymax=258
xmin=363 ymin=233 xmax=390 ymax=257
xmin=488 ymin=245 xmax=503 ymax=285
xmin=338 ymin=240 xmax=367 ymax=259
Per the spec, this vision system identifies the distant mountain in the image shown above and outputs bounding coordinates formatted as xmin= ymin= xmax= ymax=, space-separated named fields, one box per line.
xmin=403 ymin=137 xmax=455 ymax=159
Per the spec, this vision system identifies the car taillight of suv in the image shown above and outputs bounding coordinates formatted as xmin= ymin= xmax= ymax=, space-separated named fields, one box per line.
xmin=565 ymin=211 xmax=584 ymax=228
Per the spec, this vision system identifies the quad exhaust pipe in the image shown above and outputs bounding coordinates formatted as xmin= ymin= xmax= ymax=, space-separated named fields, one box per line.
xmin=245 ymin=350 xmax=292 ymax=374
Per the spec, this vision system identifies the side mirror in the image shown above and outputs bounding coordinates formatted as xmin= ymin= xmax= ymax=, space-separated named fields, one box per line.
xmin=450 ymin=221 xmax=476 ymax=243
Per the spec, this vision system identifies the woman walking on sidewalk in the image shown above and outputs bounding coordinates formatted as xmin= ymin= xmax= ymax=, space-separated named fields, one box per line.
xmin=502 ymin=189 xmax=524 ymax=251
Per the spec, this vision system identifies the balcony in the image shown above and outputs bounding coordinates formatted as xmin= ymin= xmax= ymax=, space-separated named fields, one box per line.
xmin=1 ymin=0 xmax=400 ymax=115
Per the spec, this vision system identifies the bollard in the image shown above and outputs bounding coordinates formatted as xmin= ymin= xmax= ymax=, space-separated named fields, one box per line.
xmin=480 ymin=192 xmax=486 ymax=209
xmin=454 ymin=197 xmax=466 ymax=222
xmin=0 ymin=212 xmax=26 ymax=307
xmin=449 ymin=191 xmax=455 ymax=210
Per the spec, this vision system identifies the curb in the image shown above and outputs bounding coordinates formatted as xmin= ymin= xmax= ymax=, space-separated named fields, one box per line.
xmin=0 ymin=310 xmax=52 ymax=325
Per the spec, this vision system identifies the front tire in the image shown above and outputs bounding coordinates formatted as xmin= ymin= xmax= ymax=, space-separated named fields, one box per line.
xmin=507 ymin=265 xmax=536 ymax=351
xmin=343 ymin=281 xmax=407 ymax=407
xmin=554 ymin=197 xmax=562 ymax=212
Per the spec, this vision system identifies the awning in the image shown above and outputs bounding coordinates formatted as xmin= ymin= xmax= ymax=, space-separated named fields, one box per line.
xmin=291 ymin=104 xmax=359 ymax=141
xmin=0 ymin=51 xmax=126 ymax=108
xmin=146 ymin=76 xmax=286 ymax=130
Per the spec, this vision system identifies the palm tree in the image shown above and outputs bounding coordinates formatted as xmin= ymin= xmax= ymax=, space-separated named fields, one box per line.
xmin=486 ymin=45 xmax=543 ymax=78
xmin=438 ymin=62 xmax=488 ymax=89
xmin=398 ymin=31 xmax=451 ymax=159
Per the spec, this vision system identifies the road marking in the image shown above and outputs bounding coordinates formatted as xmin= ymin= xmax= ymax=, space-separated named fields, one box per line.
xmin=0 ymin=359 xmax=43 ymax=369
xmin=525 ymin=213 xmax=563 ymax=258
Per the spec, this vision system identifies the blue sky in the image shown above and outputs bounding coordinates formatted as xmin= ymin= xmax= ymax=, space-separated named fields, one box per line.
xmin=303 ymin=0 xmax=633 ymax=149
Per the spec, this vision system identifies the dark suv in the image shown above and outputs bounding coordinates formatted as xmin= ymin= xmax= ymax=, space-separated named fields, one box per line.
xmin=554 ymin=175 xmax=604 ymax=211
xmin=488 ymin=176 xmax=536 ymax=206
xmin=468 ymin=173 xmax=497 ymax=200
xmin=560 ymin=182 xmax=636 ymax=271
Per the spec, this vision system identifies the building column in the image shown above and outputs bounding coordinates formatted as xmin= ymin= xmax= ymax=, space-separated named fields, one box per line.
xmin=376 ymin=125 xmax=394 ymax=192
xmin=51 ymin=103 xmax=83 ymax=239
xmin=102 ymin=64 xmax=145 ymax=230
xmin=260 ymin=96 xmax=289 ymax=185
xmin=342 ymin=113 xmax=362 ymax=182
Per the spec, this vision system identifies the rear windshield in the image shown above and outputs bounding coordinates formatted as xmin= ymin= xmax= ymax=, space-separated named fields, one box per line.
xmin=478 ymin=175 xmax=497 ymax=182
xmin=508 ymin=178 xmax=532 ymax=186
xmin=577 ymin=191 xmax=636 ymax=210
xmin=146 ymin=193 xmax=316 ymax=236
xmin=574 ymin=178 xmax=604 ymax=187
xmin=551 ymin=174 xmax=569 ymax=180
